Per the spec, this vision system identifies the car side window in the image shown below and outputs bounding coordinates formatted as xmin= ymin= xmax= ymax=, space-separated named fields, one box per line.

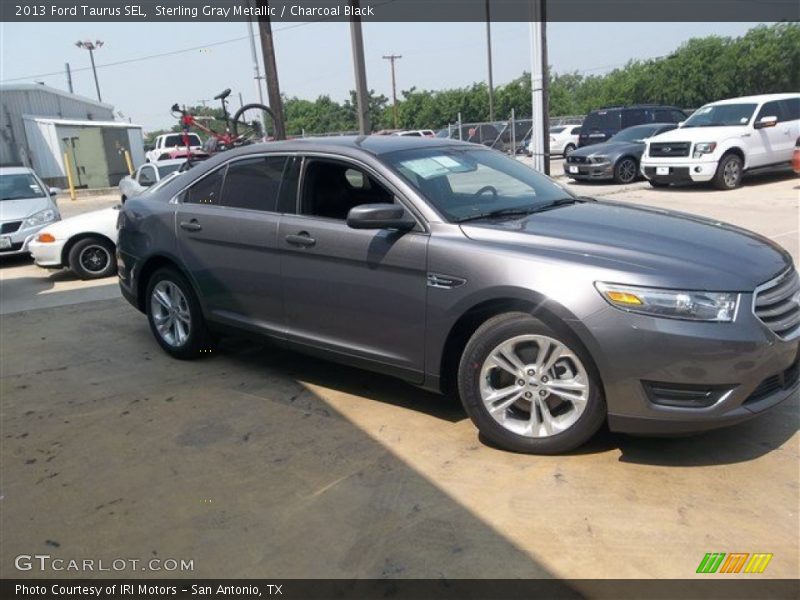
xmin=622 ymin=109 xmax=647 ymax=128
xmin=220 ymin=156 xmax=287 ymax=212
xmin=183 ymin=167 xmax=225 ymax=205
xmin=571 ymin=127 xmax=581 ymax=135
xmin=300 ymin=159 xmax=393 ymax=220
xmin=756 ymin=100 xmax=785 ymax=123
xmin=779 ymin=98 xmax=800 ymax=121
xmin=138 ymin=166 xmax=157 ymax=185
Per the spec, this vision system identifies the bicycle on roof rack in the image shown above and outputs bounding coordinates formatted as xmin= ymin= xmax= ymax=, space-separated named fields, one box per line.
xmin=170 ymin=88 xmax=275 ymax=154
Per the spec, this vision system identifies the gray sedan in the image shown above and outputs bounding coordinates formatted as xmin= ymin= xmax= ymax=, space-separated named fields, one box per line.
xmin=565 ymin=123 xmax=677 ymax=183
xmin=117 ymin=136 xmax=798 ymax=454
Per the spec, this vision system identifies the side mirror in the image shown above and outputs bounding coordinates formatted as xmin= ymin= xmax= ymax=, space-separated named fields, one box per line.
xmin=346 ymin=203 xmax=415 ymax=231
xmin=48 ymin=187 xmax=60 ymax=196
xmin=754 ymin=116 xmax=778 ymax=129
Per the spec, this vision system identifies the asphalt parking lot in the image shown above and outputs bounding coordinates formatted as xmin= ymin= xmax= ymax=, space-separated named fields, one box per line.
xmin=1 ymin=170 xmax=798 ymax=581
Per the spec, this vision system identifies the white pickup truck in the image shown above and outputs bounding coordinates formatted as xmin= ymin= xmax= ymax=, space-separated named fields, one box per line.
xmin=641 ymin=93 xmax=799 ymax=190
xmin=145 ymin=133 xmax=203 ymax=163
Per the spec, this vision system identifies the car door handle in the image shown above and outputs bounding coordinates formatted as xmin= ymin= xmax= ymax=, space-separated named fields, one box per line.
xmin=285 ymin=232 xmax=316 ymax=247
xmin=180 ymin=219 xmax=202 ymax=232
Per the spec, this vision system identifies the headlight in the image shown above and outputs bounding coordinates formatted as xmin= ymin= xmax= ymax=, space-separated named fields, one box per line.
xmin=590 ymin=155 xmax=609 ymax=164
xmin=692 ymin=142 xmax=717 ymax=159
xmin=23 ymin=209 xmax=58 ymax=228
xmin=595 ymin=282 xmax=739 ymax=322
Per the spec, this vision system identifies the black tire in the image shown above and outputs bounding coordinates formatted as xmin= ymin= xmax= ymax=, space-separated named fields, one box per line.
xmin=648 ymin=179 xmax=670 ymax=188
xmin=563 ymin=143 xmax=576 ymax=157
xmin=712 ymin=153 xmax=743 ymax=190
xmin=145 ymin=267 xmax=214 ymax=360
xmin=457 ymin=312 xmax=606 ymax=454
xmin=68 ymin=237 xmax=117 ymax=280
xmin=232 ymin=103 xmax=275 ymax=143
xmin=613 ymin=157 xmax=638 ymax=184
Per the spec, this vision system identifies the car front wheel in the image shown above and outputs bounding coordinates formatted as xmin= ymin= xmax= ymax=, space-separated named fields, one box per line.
xmin=68 ymin=237 xmax=117 ymax=280
xmin=458 ymin=312 xmax=606 ymax=454
xmin=712 ymin=153 xmax=743 ymax=190
xmin=613 ymin=157 xmax=638 ymax=184
xmin=146 ymin=268 xmax=214 ymax=359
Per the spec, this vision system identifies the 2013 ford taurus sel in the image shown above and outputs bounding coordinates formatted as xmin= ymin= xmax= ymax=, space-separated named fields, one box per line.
xmin=117 ymin=136 xmax=799 ymax=454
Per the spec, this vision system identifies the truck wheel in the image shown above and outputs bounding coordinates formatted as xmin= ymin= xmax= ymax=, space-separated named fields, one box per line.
xmin=712 ymin=153 xmax=743 ymax=190
xmin=457 ymin=312 xmax=606 ymax=454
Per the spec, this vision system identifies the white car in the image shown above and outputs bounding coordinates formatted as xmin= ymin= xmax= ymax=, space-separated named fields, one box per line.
xmin=641 ymin=93 xmax=800 ymax=190
xmin=28 ymin=206 xmax=119 ymax=279
xmin=30 ymin=170 xmax=185 ymax=279
xmin=145 ymin=133 xmax=203 ymax=163
xmin=119 ymin=159 xmax=186 ymax=201
xmin=0 ymin=166 xmax=61 ymax=257
xmin=547 ymin=125 xmax=582 ymax=157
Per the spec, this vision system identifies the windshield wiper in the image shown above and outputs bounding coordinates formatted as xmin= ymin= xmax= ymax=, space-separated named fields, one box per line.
xmin=456 ymin=198 xmax=579 ymax=223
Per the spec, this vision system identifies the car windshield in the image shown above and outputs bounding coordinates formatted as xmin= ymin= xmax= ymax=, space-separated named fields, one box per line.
xmin=0 ymin=173 xmax=46 ymax=201
xmin=385 ymin=147 xmax=576 ymax=223
xmin=163 ymin=134 xmax=201 ymax=147
xmin=157 ymin=163 xmax=183 ymax=178
xmin=683 ymin=103 xmax=757 ymax=127
xmin=550 ymin=126 xmax=566 ymax=134
xmin=609 ymin=125 xmax=661 ymax=143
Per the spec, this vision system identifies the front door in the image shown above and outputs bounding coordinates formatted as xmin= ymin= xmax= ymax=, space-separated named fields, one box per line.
xmin=278 ymin=157 xmax=429 ymax=381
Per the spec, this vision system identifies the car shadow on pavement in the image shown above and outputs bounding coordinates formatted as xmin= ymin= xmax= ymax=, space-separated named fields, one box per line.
xmin=645 ymin=168 xmax=797 ymax=193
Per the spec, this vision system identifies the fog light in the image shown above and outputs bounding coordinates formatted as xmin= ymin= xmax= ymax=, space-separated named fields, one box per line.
xmin=37 ymin=233 xmax=55 ymax=243
xmin=694 ymin=166 xmax=702 ymax=173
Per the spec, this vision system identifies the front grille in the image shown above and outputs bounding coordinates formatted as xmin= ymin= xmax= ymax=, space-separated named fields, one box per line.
xmin=649 ymin=142 xmax=691 ymax=157
xmin=0 ymin=242 xmax=23 ymax=253
xmin=0 ymin=221 xmax=22 ymax=234
xmin=567 ymin=155 xmax=589 ymax=164
xmin=753 ymin=269 xmax=800 ymax=339
xmin=745 ymin=355 xmax=800 ymax=405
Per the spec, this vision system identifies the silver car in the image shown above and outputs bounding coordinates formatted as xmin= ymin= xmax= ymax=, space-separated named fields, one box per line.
xmin=117 ymin=137 xmax=799 ymax=454
xmin=0 ymin=167 xmax=61 ymax=256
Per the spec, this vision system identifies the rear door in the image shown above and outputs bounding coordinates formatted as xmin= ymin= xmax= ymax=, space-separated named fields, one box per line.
xmin=579 ymin=109 xmax=620 ymax=146
xmin=277 ymin=156 xmax=429 ymax=381
xmin=175 ymin=154 xmax=293 ymax=336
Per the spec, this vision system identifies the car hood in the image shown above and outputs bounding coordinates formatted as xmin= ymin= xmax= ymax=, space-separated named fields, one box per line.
xmin=459 ymin=201 xmax=791 ymax=291
xmin=41 ymin=207 xmax=118 ymax=238
xmin=570 ymin=141 xmax=644 ymax=158
xmin=0 ymin=197 xmax=53 ymax=222
xmin=649 ymin=125 xmax=747 ymax=143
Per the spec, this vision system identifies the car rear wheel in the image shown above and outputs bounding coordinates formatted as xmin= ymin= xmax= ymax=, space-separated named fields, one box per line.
xmin=146 ymin=268 xmax=214 ymax=359
xmin=563 ymin=143 xmax=576 ymax=157
xmin=68 ymin=237 xmax=117 ymax=280
xmin=457 ymin=312 xmax=606 ymax=454
xmin=613 ymin=157 xmax=638 ymax=184
xmin=712 ymin=153 xmax=743 ymax=190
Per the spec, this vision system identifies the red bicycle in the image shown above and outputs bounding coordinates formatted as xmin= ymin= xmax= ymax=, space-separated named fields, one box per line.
xmin=171 ymin=88 xmax=274 ymax=153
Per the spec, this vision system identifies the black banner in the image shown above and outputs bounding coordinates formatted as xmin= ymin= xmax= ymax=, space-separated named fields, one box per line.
xmin=2 ymin=579 xmax=800 ymax=600
xmin=2 ymin=0 xmax=799 ymax=23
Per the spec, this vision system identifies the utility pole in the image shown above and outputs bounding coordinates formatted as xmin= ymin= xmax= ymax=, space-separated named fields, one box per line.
xmin=64 ymin=63 xmax=73 ymax=94
xmin=256 ymin=1 xmax=286 ymax=140
xmin=382 ymin=54 xmax=402 ymax=129
xmin=528 ymin=0 xmax=550 ymax=175
xmin=247 ymin=14 xmax=265 ymax=105
xmin=349 ymin=0 xmax=370 ymax=135
xmin=75 ymin=40 xmax=103 ymax=102
xmin=486 ymin=0 xmax=495 ymax=122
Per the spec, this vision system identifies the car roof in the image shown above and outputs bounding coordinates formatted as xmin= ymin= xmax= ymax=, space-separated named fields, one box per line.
xmin=0 ymin=166 xmax=36 ymax=175
xmin=152 ymin=158 xmax=188 ymax=166
xmin=707 ymin=93 xmax=798 ymax=105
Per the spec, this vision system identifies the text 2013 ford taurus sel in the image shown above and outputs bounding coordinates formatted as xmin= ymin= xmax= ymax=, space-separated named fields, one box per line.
xmin=117 ymin=136 xmax=799 ymax=454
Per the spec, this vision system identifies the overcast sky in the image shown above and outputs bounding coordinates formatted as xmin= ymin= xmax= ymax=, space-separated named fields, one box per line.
xmin=1 ymin=21 xmax=764 ymax=131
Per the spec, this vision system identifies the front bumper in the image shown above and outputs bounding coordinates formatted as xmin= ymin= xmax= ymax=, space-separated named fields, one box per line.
xmin=564 ymin=161 xmax=613 ymax=180
xmin=579 ymin=295 xmax=799 ymax=435
xmin=28 ymin=237 xmax=67 ymax=268
xmin=641 ymin=159 xmax=717 ymax=184
xmin=0 ymin=225 xmax=48 ymax=257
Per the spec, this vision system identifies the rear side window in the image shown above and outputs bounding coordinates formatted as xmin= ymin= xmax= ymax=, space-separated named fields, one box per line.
xmin=220 ymin=156 xmax=287 ymax=212
xmin=583 ymin=110 xmax=620 ymax=132
xmin=570 ymin=127 xmax=582 ymax=135
xmin=622 ymin=109 xmax=648 ymax=128
xmin=780 ymin=98 xmax=800 ymax=121
xmin=183 ymin=168 xmax=224 ymax=205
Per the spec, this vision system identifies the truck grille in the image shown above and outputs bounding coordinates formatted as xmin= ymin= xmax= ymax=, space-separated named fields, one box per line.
xmin=0 ymin=221 xmax=22 ymax=234
xmin=753 ymin=269 xmax=800 ymax=340
xmin=649 ymin=142 xmax=691 ymax=157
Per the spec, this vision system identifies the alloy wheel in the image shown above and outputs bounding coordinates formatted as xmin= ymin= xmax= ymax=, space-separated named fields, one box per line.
xmin=723 ymin=159 xmax=741 ymax=188
xmin=79 ymin=245 xmax=111 ymax=274
xmin=617 ymin=159 xmax=637 ymax=183
xmin=150 ymin=281 xmax=192 ymax=347
xmin=479 ymin=334 xmax=590 ymax=438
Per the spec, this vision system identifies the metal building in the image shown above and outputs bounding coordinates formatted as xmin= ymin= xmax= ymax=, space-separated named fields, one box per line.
xmin=0 ymin=84 xmax=144 ymax=188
